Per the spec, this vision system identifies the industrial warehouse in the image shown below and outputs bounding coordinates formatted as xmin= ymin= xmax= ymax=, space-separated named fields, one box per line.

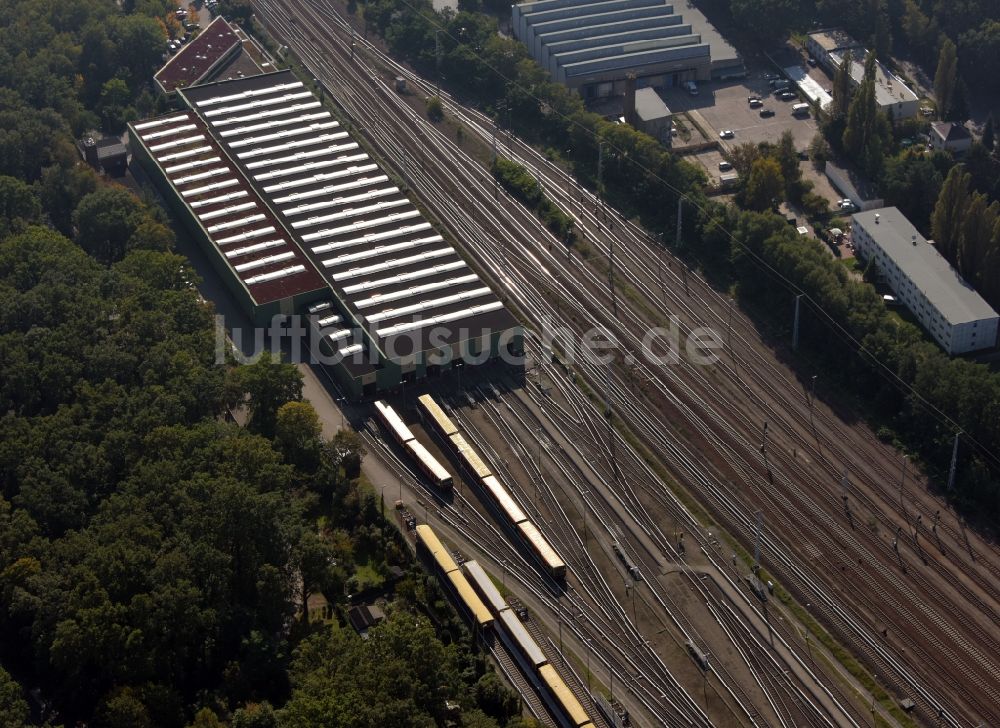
xmin=512 ymin=0 xmax=743 ymax=98
xmin=129 ymin=70 xmax=521 ymax=398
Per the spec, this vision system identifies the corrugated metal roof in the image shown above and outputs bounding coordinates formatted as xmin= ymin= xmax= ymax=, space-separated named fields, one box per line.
xmin=179 ymin=70 xmax=517 ymax=356
xmin=130 ymin=110 xmax=325 ymax=305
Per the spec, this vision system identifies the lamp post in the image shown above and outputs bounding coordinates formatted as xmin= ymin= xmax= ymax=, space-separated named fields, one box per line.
xmin=809 ymin=375 xmax=818 ymax=432
xmin=899 ymin=454 xmax=908 ymax=512
xmin=335 ymin=396 xmax=347 ymax=430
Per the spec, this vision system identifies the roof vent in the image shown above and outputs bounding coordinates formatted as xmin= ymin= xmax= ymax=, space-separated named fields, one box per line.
xmin=875 ymin=213 xmax=880 ymax=224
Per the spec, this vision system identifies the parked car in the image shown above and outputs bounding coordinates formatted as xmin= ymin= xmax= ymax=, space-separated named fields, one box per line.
xmin=759 ymin=108 xmax=775 ymax=118
xmin=778 ymin=90 xmax=798 ymax=101
xmin=719 ymin=161 xmax=733 ymax=171
xmin=838 ymin=199 xmax=856 ymax=211
xmin=683 ymin=80 xmax=699 ymax=96
xmin=719 ymin=129 xmax=735 ymax=139
xmin=748 ymin=96 xmax=762 ymax=107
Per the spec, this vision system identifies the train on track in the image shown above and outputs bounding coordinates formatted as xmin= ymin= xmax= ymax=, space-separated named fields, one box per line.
xmin=415 ymin=524 xmax=493 ymax=632
xmin=375 ymin=400 xmax=453 ymax=490
xmin=417 ymin=522 xmax=593 ymax=728
xmin=417 ymin=393 xmax=567 ymax=580
xmin=462 ymin=558 xmax=594 ymax=728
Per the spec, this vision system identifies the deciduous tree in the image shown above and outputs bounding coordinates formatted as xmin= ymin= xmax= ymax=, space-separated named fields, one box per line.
xmin=931 ymin=165 xmax=971 ymax=260
xmin=72 ymin=186 xmax=147 ymax=263
xmin=933 ymin=38 xmax=958 ymax=119
xmin=742 ymin=157 xmax=784 ymax=212
xmin=226 ymin=355 xmax=304 ymax=438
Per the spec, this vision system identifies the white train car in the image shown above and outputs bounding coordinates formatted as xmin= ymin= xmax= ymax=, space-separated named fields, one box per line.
xmin=405 ymin=439 xmax=453 ymax=490
xmin=481 ymin=475 xmax=528 ymax=527
xmin=497 ymin=609 xmax=548 ymax=671
xmin=374 ymin=399 xmax=415 ymax=446
xmin=462 ymin=559 xmax=509 ymax=615
xmin=517 ymin=520 xmax=567 ymax=580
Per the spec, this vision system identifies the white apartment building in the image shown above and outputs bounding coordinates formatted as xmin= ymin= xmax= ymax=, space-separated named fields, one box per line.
xmin=852 ymin=207 xmax=999 ymax=354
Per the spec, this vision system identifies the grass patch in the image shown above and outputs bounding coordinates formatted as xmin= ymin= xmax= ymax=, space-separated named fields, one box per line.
xmin=683 ymin=111 xmax=708 ymax=140
xmin=672 ymin=115 xmax=693 ymax=143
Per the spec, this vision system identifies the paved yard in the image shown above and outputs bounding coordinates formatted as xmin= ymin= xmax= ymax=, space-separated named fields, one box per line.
xmin=659 ymin=77 xmax=819 ymax=152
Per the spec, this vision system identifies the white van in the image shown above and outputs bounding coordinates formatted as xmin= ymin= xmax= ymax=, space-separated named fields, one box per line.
xmin=791 ymin=103 xmax=811 ymax=116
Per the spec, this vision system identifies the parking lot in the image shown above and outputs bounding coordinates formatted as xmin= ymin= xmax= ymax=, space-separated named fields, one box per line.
xmin=660 ymin=76 xmax=819 ymax=153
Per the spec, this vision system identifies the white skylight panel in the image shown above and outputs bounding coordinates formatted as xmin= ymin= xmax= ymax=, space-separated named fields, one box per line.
xmin=342 ymin=260 xmax=468 ymax=294
xmin=234 ymin=251 xmax=296 ymax=272
xmin=365 ymin=287 xmax=492 ymax=323
xmin=330 ymin=249 xmax=454 ymax=282
xmin=225 ymin=239 xmax=286 ymax=259
xmin=376 ymin=301 xmax=504 ymax=337
xmin=206 ymin=214 xmax=267 ymax=233
xmin=244 ymin=264 xmax=306 ymax=284
xmin=290 ymin=199 xmax=410 ymax=229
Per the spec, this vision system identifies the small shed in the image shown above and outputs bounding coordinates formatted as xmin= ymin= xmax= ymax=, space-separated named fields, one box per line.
xmin=632 ymin=87 xmax=672 ymax=143
xmin=348 ymin=604 xmax=386 ymax=636
xmin=719 ymin=171 xmax=739 ymax=189
xmin=79 ymin=135 xmax=128 ymax=176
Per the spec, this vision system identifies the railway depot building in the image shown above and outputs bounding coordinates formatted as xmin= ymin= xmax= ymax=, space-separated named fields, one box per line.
xmin=130 ymin=70 xmax=521 ymax=398
xmin=511 ymin=0 xmax=743 ymax=99
xmin=851 ymin=207 xmax=999 ymax=355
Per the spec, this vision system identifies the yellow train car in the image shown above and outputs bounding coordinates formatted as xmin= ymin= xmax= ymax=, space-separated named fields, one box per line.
xmin=449 ymin=432 xmax=492 ymax=480
xmin=415 ymin=524 xmax=459 ymax=575
xmin=415 ymin=526 xmax=492 ymax=631
xmin=517 ymin=520 xmax=567 ymax=580
xmin=446 ymin=570 xmax=494 ymax=631
xmin=417 ymin=393 xmax=459 ymax=438
xmin=538 ymin=664 xmax=590 ymax=728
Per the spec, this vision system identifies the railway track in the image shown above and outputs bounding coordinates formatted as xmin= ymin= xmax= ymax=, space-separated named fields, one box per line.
xmin=500 ymin=341 xmax=865 ymax=728
xmin=249 ymin=2 xmax=1000 ymax=724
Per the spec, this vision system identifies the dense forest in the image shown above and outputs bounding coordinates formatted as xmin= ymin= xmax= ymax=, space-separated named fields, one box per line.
xmin=349 ymin=0 xmax=1000 ymax=522
xmin=0 ymin=1 xmax=530 ymax=726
